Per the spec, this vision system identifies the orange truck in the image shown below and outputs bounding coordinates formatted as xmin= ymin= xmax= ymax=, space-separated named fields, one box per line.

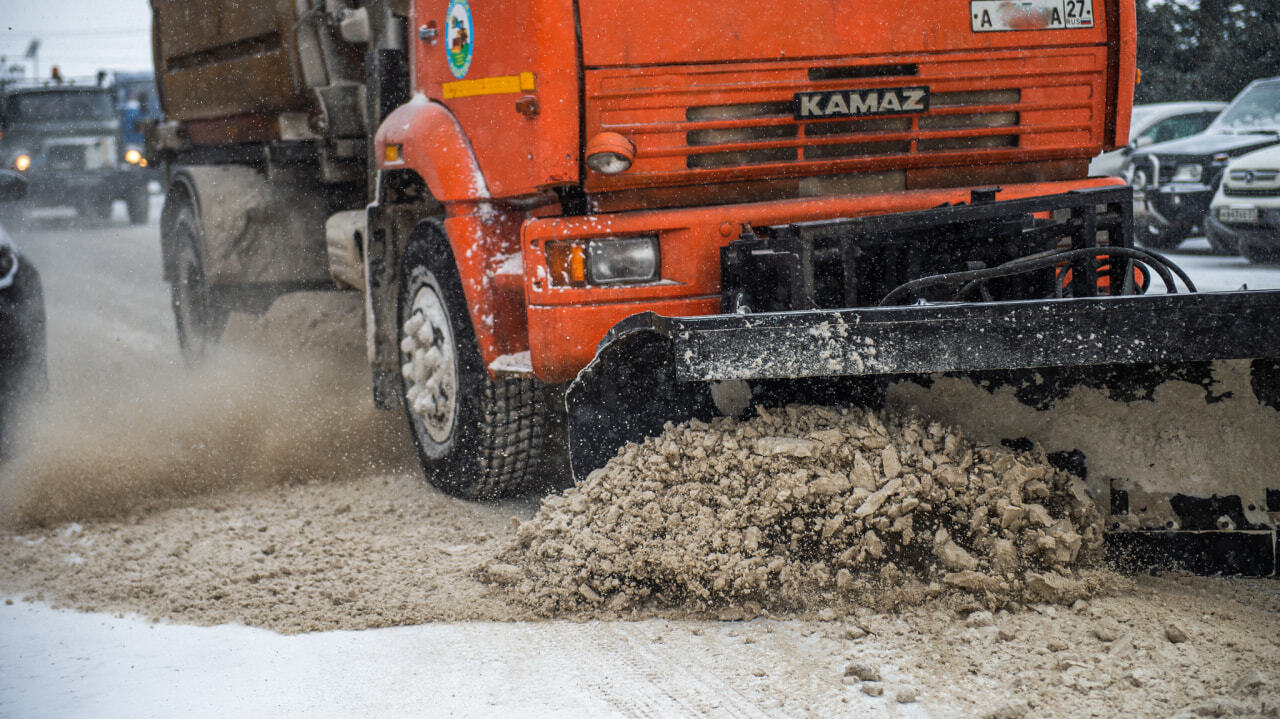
xmin=151 ymin=0 xmax=1280 ymax=566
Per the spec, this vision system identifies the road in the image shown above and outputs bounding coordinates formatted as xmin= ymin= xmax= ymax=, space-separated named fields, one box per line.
xmin=1 ymin=203 xmax=1278 ymax=719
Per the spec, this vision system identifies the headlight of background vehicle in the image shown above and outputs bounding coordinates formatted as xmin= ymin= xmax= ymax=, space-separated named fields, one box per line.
xmin=546 ymin=235 xmax=659 ymax=286
xmin=124 ymin=147 xmax=144 ymax=166
xmin=1172 ymin=163 xmax=1203 ymax=182
xmin=12 ymin=153 xmax=31 ymax=172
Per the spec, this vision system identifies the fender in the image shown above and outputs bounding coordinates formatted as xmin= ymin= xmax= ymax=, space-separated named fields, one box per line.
xmin=366 ymin=100 xmax=531 ymax=407
xmin=374 ymin=96 xmax=490 ymax=204
xmin=161 ymin=165 xmax=332 ymax=288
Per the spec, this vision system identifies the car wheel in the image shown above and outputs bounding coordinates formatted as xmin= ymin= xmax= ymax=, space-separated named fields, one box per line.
xmin=168 ymin=204 xmax=228 ymax=364
xmin=398 ymin=221 xmax=548 ymax=500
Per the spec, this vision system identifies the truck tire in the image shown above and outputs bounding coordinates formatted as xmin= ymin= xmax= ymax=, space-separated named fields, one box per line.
xmin=169 ymin=205 xmax=228 ymax=364
xmin=126 ymin=184 xmax=150 ymax=225
xmin=398 ymin=224 xmax=547 ymax=500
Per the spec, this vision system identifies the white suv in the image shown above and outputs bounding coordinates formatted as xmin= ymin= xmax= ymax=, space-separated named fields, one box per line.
xmin=1208 ymin=145 xmax=1280 ymax=264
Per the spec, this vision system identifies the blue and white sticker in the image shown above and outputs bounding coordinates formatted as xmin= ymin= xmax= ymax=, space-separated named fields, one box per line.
xmin=445 ymin=0 xmax=474 ymax=79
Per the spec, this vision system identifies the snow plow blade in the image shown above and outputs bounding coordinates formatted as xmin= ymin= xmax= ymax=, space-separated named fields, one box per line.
xmin=566 ymin=290 xmax=1280 ymax=481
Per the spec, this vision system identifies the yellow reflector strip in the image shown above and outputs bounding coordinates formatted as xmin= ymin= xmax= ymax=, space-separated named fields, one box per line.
xmin=442 ymin=72 xmax=536 ymax=99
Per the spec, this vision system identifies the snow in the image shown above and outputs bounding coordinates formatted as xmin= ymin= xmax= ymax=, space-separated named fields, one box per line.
xmin=0 ymin=602 xmax=630 ymax=719
xmin=1149 ymin=238 xmax=1280 ymax=293
xmin=493 ymin=252 xmax=523 ymax=276
xmin=489 ymin=350 xmax=533 ymax=373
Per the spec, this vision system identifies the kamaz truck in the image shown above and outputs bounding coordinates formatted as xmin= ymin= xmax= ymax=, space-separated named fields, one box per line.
xmin=149 ymin=0 xmax=1280 ymax=573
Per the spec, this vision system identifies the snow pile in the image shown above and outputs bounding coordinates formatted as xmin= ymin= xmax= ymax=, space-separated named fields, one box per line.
xmin=492 ymin=404 xmax=1106 ymax=614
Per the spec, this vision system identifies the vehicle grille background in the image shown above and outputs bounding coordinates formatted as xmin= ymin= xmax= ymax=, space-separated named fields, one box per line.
xmin=1224 ymin=168 xmax=1280 ymax=196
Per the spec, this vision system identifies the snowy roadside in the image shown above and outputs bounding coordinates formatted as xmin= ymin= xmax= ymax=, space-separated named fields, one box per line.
xmin=1 ymin=601 xmax=937 ymax=719
xmin=4 ymin=570 xmax=1278 ymax=719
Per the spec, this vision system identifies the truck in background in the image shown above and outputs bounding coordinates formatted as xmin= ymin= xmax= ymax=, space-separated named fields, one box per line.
xmin=1 ymin=75 xmax=151 ymax=223
xmin=149 ymin=0 xmax=1280 ymax=572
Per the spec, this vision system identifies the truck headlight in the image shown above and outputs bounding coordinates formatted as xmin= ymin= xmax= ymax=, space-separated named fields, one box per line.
xmin=546 ymin=235 xmax=659 ymax=286
xmin=587 ymin=236 xmax=659 ymax=284
xmin=1172 ymin=164 xmax=1203 ymax=182
xmin=585 ymin=132 xmax=636 ymax=175
xmin=124 ymin=148 xmax=143 ymax=165
xmin=12 ymin=153 xmax=31 ymax=172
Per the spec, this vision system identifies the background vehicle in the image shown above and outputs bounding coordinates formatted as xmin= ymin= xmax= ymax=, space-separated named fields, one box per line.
xmin=1209 ymin=144 xmax=1280 ymax=263
xmin=1089 ymin=101 xmax=1224 ymax=177
xmin=0 ymin=170 xmax=47 ymax=455
xmin=1126 ymin=77 xmax=1280 ymax=252
xmin=0 ymin=78 xmax=151 ymax=224
xmin=149 ymin=0 xmax=1280 ymax=572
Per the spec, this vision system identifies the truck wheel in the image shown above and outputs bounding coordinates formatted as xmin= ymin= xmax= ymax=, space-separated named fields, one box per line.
xmin=126 ymin=184 xmax=150 ymax=225
xmin=398 ymin=226 xmax=547 ymax=500
xmin=1137 ymin=216 xmax=1188 ymax=251
xmin=169 ymin=205 xmax=228 ymax=363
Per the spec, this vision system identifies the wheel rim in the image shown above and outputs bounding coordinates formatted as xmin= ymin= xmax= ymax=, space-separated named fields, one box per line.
xmin=401 ymin=283 xmax=459 ymax=444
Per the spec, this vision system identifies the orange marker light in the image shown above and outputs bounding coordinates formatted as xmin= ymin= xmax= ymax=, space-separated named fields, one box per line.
xmin=545 ymin=241 xmax=588 ymax=286
xmin=384 ymin=144 xmax=403 ymax=163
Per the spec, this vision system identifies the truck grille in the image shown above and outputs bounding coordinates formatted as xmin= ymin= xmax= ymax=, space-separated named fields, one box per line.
xmin=584 ymin=49 xmax=1105 ymax=193
xmin=684 ymin=90 xmax=1018 ymax=169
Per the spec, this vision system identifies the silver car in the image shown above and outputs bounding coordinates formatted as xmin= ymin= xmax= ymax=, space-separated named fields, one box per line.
xmin=1090 ymin=101 xmax=1226 ymax=178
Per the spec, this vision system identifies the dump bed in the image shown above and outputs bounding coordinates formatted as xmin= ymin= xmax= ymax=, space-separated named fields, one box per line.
xmin=151 ymin=0 xmax=312 ymax=123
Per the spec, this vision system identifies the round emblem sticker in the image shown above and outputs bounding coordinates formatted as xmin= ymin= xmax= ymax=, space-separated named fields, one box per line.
xmin=445 ymin=0 xmax=473 ymax=79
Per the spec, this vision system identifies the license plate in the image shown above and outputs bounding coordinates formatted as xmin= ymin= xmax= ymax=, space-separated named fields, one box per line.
xmin=971 ymin=0 xmax=1095 ymax=31
xmin=1219 ymin=206 xmax=1259 ymax=224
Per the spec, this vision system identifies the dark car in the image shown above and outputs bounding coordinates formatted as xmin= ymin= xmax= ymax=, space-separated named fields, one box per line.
xmin=0 ymin=171 xmax=47 ymax=454
xmin=1 ymin=79 xmax=151 ymax=224
xmin=1126 ymin=77 xmax=1280 ymax=253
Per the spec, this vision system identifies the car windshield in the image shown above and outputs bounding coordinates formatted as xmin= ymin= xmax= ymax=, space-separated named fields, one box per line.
xmin=5 ymin=90 xmax=115 ymax=123
xmin=1210 ymin=82 xmax=1280 ymax=133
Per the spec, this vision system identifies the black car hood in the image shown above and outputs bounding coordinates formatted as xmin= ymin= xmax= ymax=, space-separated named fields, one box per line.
xmin=1136 ymin=130 xmax=1280 ymax=160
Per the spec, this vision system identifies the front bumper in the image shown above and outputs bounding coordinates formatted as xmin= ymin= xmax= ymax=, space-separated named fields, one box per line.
xmin=523 ymin=177 xmax=1126 ymax=382
xmin=1141 ymin=183 xmax=1214 ymax=230
xmin=1206 ymin=207 xmax=1280 ymax=249
xmin=24 ymin=170 xmax=117 ymax=206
